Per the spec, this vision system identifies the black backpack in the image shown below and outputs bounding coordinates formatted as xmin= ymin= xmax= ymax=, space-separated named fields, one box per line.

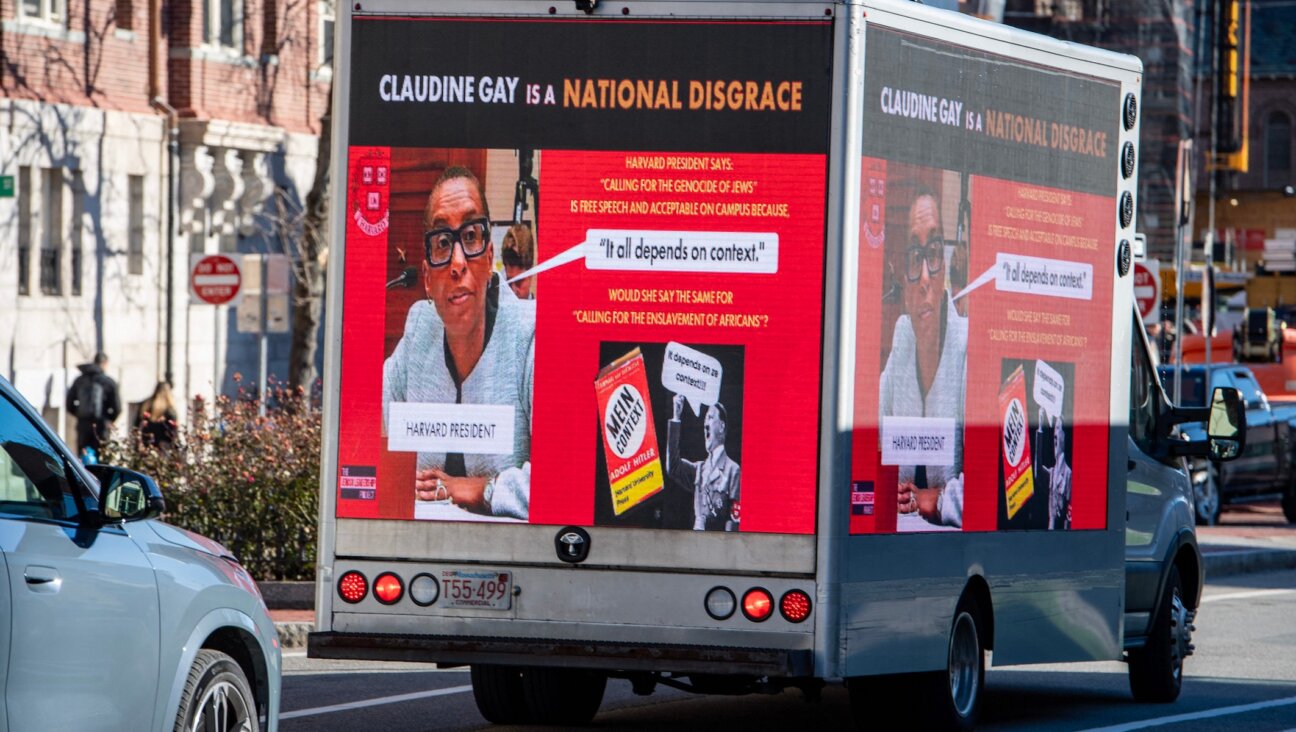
xmin=74 ymin=376 xmax=105 ymax=421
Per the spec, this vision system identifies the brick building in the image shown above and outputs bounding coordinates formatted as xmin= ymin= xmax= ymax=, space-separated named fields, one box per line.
xmin=0 ymin=0 xmax=331 ymax=436
xmin=1191 ymin=2 xmax=1296 ymax=266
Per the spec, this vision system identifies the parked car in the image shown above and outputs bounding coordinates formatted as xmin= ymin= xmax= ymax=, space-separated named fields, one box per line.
xmin=0 ymin=376 xmax=280 ymax=730
xmin=1233 ymin=307 xmax=1285 ymax=363
xmin=1158 ymin=363 xmax=1296 ymax=524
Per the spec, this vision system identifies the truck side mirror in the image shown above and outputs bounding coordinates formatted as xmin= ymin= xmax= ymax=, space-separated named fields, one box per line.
xmin=1206 ymin=387 xmax=1244 ymax=461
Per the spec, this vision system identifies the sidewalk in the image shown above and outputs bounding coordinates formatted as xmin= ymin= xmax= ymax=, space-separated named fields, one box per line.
xmin=268 ymin=503 xmax=1296 ymax=651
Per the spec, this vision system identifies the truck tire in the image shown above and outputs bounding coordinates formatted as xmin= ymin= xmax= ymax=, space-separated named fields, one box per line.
xmin=470 ymin=664 xmax=531 ymax=724
xmin=1128 ymin=564 xmax=1192 ymax=702
xmin=1282 ymin=482 xmax=1296 ymax=524
xmin=1194 ymin=466 xmax=1221 ymax=526
xmin=173 ymin=649 xmax=259 ymax=732
xmin=521 ymin=667 xmax=606 ymax=725
xmin=910 ymin=595 xmax=985 ymax=731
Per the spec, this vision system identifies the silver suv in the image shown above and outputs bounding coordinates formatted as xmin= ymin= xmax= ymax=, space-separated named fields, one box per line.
xmin=0 ymin=376 xmax=280 ymax=731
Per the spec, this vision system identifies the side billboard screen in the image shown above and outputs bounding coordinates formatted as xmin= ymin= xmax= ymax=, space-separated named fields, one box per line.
xmin=850 ymin=27 xmax=1120 ymax=534
xmin=334 ymin=18 xmax=833 ymax=535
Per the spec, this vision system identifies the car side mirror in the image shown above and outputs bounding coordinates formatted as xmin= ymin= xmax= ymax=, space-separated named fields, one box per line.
xmin=85 ymin=465 xmax=165 ymax=522
xmin=1206 ymin=386 xmax=1245 ymax=461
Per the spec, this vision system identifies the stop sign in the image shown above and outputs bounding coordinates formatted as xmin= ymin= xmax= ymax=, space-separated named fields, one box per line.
xmin=1133 ymin=261 xmax=1160 ymax=324
xmin=190 ymin=254 xmax=242 ymax=305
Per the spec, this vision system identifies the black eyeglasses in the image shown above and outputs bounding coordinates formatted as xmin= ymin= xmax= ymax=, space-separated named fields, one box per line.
xmin=904 ymin=237 xmax=947 ymax=283
xmin=424 ymin=218 xmax=491 ymax=267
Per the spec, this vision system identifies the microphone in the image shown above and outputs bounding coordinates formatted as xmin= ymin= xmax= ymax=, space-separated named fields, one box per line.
xmin=386 ymin=266 xmax=418 ymax=290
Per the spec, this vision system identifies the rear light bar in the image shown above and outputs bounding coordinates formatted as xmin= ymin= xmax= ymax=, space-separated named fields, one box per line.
xmin=707 ymin=585 xmax=813 ymax=623
xmin=337 ymin=570 xmax=368 ymax=604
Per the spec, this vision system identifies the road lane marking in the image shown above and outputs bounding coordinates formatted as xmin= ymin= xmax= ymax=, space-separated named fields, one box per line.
xmin=1202 ymin=588 xmax=1296 ymax=604
xmin=1077 ymin=695 xmax=1296 ymax=731
xmin=279 ymin=685 xmax=473 ymax=719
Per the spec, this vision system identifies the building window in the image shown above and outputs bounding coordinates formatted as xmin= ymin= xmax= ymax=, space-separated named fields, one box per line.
xmin=70 ymin=173 xmax=84 ymax=296
xmin=19 ymin=0 xmax=66 ymax=24
xmin=1265 ymin=111 xmax=1292 ymax=188
xmin=40 ymin=169 xmax=62 ymax=296
xmin=128 ymin=175 xmax=145 ymax=275
xmin=319 ymin=0 xmax=335 ymax=68
xmin=203 ymin=0 xmax=241 ymax=49
xmin=115 ymin=0 xmax=133 ymax=30
xmin=17 ymin=167 xmax=32 ymax=297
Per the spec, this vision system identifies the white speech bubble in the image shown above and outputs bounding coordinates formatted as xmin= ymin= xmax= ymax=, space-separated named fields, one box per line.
xmin=660 ymin=342 xmax=723 ymax=417
xmin=507 ymin=229 xmax=778 ymax=284
xmin=953 ymin=253 xmax=1093 ymax=302
xmin=1033 ymin=360 xmax=1065 ymax=422
xmin=881 ymin=416 xmax=956 ymax=467
xmin=387 ymin=402 xmax=516 ymax=455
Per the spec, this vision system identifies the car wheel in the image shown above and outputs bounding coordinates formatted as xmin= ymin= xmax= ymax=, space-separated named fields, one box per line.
xmin=1128 ymin=565 xmax=1193 ymax=703
xmin=520 ymin=666 xmax=606 ymax=725
xmin=470 ymin=664 xmax=532 ymax=725
xmin=173 ymin=649 xmax=259 ymax=732
xmin=1194 ymin=466 xmax=1221 ymax=526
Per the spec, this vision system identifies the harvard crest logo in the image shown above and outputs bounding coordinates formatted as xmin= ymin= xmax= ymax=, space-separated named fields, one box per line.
xmin=351 ymin=154 xmax=390 ymax=237
xmin=863 ymin=160 xmax=886 ymax=249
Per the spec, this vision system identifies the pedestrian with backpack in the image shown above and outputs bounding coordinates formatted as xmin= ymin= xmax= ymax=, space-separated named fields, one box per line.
xmin=66 ymin=352 xmax=121 ymax=463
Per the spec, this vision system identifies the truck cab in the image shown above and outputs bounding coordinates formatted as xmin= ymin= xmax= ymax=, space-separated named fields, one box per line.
xmin=1126 ymin=312 xmax=1244 ymax=700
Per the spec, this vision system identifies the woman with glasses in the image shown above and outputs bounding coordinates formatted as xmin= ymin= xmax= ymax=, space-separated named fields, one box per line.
xmin=383 ymin=166 xmax=535 ymax=521
xmin=879 ymin=187 xmax=968 ymax=531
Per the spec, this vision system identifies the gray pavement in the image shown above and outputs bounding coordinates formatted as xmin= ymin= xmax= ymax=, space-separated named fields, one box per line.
xmin=269 ymin=501 xmax=1296 ymax=649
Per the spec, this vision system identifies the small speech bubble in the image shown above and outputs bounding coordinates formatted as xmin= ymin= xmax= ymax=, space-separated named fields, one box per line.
xmin=660 ymin=342 xmax=722 ymax=417
xmin=1033 ymin=360 xmax=1065 ymax=422
xmin=506 ymin=229 xmax=779 ymax=284
xmin=953 ymin=253 xmax=1093 ymax=302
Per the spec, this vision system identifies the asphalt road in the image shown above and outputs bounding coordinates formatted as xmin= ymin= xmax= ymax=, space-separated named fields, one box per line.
xmin=280 ymin=567 xmax=1296 ymax=731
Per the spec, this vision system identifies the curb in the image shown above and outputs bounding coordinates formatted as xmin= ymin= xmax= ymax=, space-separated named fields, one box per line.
xmin=277 ymin=622 xmax=313 ymax=650
xmin=1202 ymin=548 xmax=1296 ymax=578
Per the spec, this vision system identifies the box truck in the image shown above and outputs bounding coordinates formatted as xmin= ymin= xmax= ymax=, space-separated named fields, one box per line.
xmin=309 ymin=0 xmax=1245 ymax=727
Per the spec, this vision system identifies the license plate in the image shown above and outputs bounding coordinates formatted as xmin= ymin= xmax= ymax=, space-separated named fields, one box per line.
xmin=440 ymin=569 xmax=513 ymax=610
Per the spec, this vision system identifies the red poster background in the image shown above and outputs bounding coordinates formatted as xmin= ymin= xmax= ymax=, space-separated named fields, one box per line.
xmin=335 ymin=148 xmax=827 ymax=535
xmin=851 ymin=159 xmax=1113 ymax=534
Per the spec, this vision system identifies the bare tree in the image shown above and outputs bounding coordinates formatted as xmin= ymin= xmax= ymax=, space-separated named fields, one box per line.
xmin=288 ymin=93 xmax=331 ymax=392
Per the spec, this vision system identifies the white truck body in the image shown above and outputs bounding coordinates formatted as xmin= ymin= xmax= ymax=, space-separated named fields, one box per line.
xmin=309 ymin=1 xmax=1210 ymax=725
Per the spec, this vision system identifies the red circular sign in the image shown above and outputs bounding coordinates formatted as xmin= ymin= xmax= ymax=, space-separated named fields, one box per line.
xmin=1133 ymin=262 xmax=1158 ymax=321
xmin=190 ymin=254 xmax=242 ymax=305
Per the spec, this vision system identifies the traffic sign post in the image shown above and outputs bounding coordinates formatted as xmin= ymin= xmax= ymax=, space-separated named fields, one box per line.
xmin=190 ymin=254 xmax=243 ymax=305
xmin=1133 ymin=259 xmax=1161 ymax=326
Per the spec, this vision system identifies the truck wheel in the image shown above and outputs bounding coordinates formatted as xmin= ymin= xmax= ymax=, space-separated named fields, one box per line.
xmin=1194 ymin=467 xmax=1221 ymax=526
xmin=470 ymin=664 xmax=531 ymax=724
xmin=913 ymin=596 xmax=985 ymax=731
xmin=521 ymin=667 xmax=606 ymax=725
xmin=1128 ymin=565 xmax=1193 ymax=703
xmin=173 ymin=649 xmax=259 ymax=732
xmin=1282 ymin=483 xmax=1296 ymax=523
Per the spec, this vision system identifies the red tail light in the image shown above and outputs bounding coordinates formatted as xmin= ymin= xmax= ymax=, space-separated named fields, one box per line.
xmin=742 ymin=588 xmax=773 ymax=622
xmin=373 ymin=572 xmax=404 ymax=605
xmin=338 ymin=570 xmax=368 ymax=603
xmin=780 ymin=590 xmax=812 ymax=623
